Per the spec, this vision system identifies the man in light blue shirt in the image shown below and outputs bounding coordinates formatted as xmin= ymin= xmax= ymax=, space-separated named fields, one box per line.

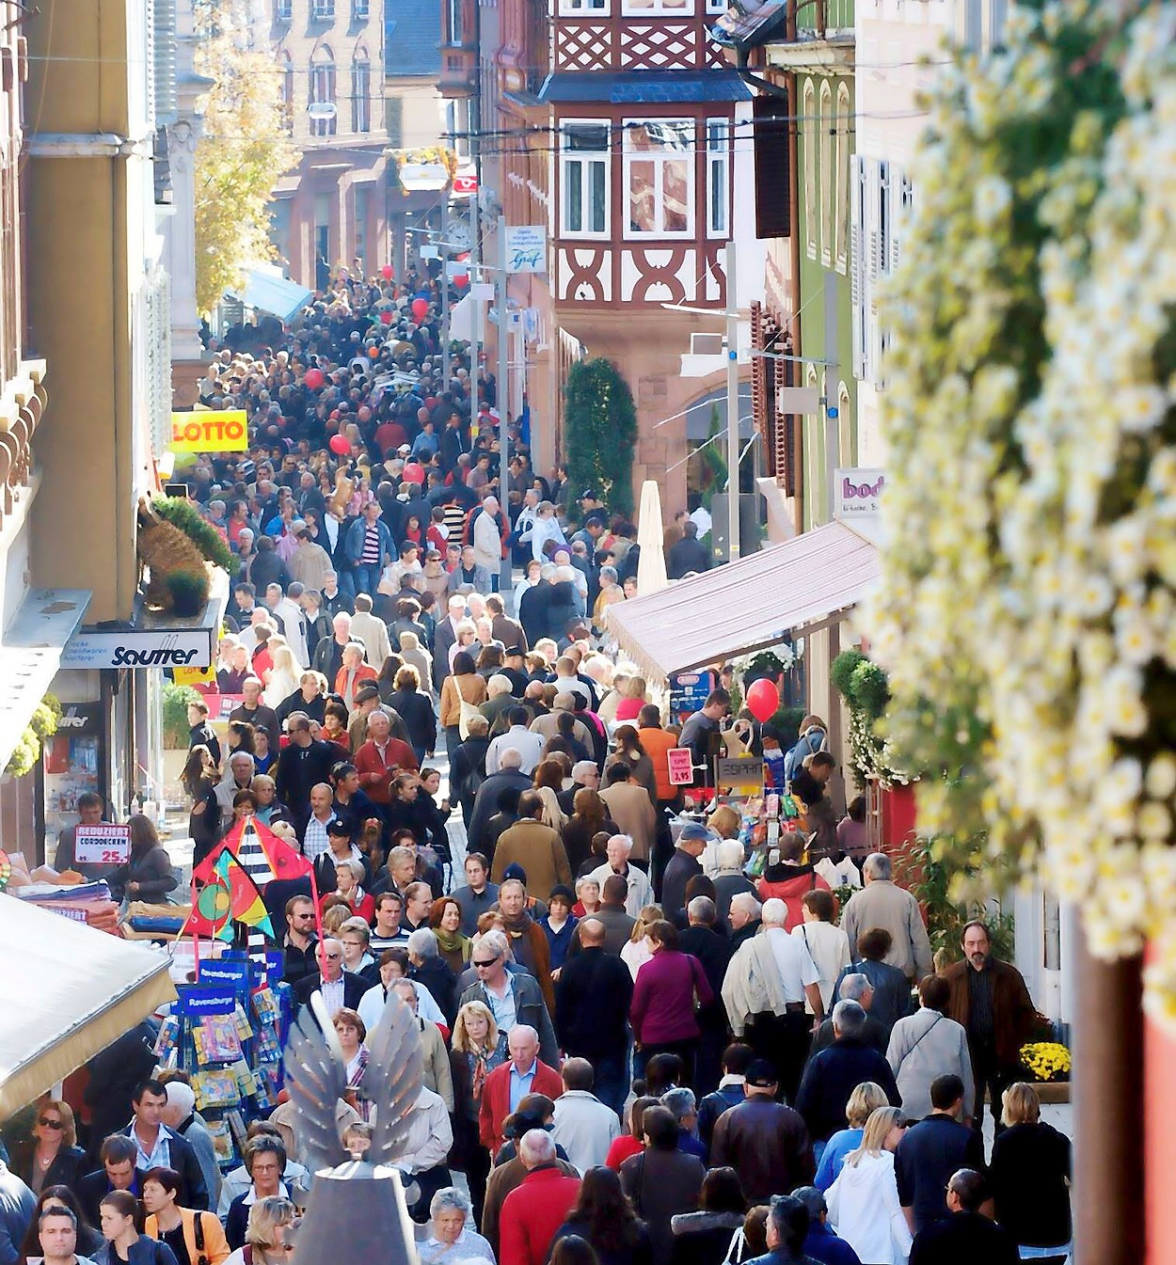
xmin=508 ymin=1026 xmax=541 ymax=1113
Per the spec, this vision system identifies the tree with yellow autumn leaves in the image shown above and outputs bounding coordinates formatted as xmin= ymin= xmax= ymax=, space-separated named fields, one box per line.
xmin=192 ymin=1 xmax=299 ymax=314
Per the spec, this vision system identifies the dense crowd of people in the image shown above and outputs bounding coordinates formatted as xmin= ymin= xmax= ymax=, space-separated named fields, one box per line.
xmin=6 ymin=278 xmax=1073 ymax=1265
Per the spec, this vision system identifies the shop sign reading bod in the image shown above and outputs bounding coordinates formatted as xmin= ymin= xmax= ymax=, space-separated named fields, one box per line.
xmin=169 ymin=410 xmax=249 ymax=453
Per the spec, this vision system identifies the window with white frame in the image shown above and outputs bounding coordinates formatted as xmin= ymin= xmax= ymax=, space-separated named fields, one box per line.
xmin=353 ymin=0 xmax=370 ymax=17
xmin=834 ymin=84 xmax=850 ymax=271
xmin=561 ymin=122 xmax=610 ymax=237
xmin=351 ymin=54 xmax=371 ymax=132
xmin=622 ymin=0 xmax=690 ymax=16
xmin=275 ymin=0 xmax=292 ymax=20
xmin=819 ymin=80 xmax=833 ymax=265
xmin=624 ymin=119 xmax=694 ymax=237
xmin=850 ymin=152 xmax=868 ymax=381
xmin=706 ymin=118 xmax=730 ymax=238
xmin=309 ymin=51 xmax=337 ymax=138
xmin=802 ymin=80 xmax=816 ymax=259
xmin=312 ymin=0 xmax=335 ymax=18
xmin=559 ymin=0 xmax=608 ymax=13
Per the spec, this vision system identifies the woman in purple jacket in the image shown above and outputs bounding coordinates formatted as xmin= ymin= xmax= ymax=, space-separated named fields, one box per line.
xmin=629 ymin=920 xmax=714 ymax=1086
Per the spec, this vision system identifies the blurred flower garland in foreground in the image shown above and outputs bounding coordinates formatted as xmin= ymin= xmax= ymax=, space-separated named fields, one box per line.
xmin=867 ymin=0 xmax=1176 ymax=1028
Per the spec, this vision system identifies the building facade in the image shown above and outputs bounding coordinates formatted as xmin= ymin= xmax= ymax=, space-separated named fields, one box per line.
xmin=268 ymin=0 xmax=390 ymax=285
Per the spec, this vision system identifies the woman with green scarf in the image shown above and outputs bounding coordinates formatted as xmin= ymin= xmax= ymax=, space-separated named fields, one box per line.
xmin=429 ymin=896 xmax=472 ymax=975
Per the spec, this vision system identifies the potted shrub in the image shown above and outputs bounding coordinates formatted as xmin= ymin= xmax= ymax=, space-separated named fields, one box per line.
xmin=167 ymin=570 xmax=209 ymax=618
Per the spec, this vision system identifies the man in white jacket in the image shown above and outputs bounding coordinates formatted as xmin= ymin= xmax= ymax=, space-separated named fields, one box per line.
xmin=551 ymin=1059 xmax=621 ymax=1172
xmin=349 ymin=593 xmax=392 ymax=668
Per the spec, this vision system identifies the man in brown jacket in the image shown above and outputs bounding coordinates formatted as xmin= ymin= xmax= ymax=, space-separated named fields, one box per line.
xmin=941 ymin=920 xmax=1036 ymax=1135
xmin=490 ymin=790 xmax=573 ymax=899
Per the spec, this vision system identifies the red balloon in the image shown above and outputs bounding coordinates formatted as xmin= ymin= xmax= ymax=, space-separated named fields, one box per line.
xmin=381 ymin=264 xmax=394 ymax=280
xmin=745 ymin=678 xmax=779 ymax=723
xmin=453 ymin=273 xmax=469 ymax=288
xmin=403 ymin=462 xmax=425 ymax=484
xmin=329 ymin=434 xmax=350 ymax=456
xmin=411 ymin=297 xmax=429 ymax=320
xmin=380 ymin=310 xmax=393 ymax=324
xmin=304 ymin=367 xmax=324 ymax=391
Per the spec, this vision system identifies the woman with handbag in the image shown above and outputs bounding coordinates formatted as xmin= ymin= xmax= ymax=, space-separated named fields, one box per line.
xmin=143 ymin=1167 xmax=231 ymax=1265
xmin=885 ymin=975 xmax=974 ymax=1122
xmin=439 ymin=651 xmax=487 ymax=757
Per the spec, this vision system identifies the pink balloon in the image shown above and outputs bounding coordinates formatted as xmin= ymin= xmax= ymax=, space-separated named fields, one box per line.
xmin=304 ymin=367 xmax=325 ymax=391
xmin=411 ymin=297 xmax=429 ymax=320
xmin=329 ymin=433 xmax=350 ymax=456
xmin=381 ymin=264 xmax=394 ymax=280
xmin=745 ymin=678 xmax=779 ymax=723
xmin=403 ymin=462 xmax=425 ymax=484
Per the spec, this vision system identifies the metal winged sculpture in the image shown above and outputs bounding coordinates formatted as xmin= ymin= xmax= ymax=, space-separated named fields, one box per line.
xmin=283 ymin=989 xmax=424 ymax=1170
xmin=284 ymin=991 xmax=425 ymax=1265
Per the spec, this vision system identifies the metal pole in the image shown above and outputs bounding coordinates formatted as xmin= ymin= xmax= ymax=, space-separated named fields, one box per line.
xmin=726 ymin=237 xmax=740 ymax=562
xmin=497 ymin=215 xmax=512 ymax=594
xmin=469 ymin=196 xmax=481 ymax=403
xmin=441 ymin=195 xmax=451 ymax=389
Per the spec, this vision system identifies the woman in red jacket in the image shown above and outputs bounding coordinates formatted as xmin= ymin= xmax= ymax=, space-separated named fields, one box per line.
xmin=320 ymin=857 xmax=376 ymax=923
xmin=629 ymin=920 xmax=713 ymax=1086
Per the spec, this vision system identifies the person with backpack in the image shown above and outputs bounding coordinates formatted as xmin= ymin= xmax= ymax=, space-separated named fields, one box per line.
xmin=142 ymin=1167 xmax=231 ymax=1265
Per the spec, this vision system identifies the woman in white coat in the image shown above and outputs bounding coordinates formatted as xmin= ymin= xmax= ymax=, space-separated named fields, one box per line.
xmin=827 ymin=1106 xmax=912 ymax=1264
xmin=885 ymin=974 xmax=975 ymax=1122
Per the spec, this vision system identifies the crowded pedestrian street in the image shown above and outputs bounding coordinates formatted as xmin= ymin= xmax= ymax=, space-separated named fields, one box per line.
xmin=3 ymin=0 xmax=1173 ymax=1263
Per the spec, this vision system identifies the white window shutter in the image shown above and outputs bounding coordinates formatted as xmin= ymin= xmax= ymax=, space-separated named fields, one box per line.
xmin=889 ymin=166 xmax=903 ymax=273
xmin=850 ymin=154 xmax=864 ymax=381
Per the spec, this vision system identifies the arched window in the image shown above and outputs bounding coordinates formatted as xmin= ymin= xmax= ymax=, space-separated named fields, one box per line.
xmin=309 ymin=45 xmax=337 ymax=138
xmin=819 ymin=80 xmax=833 ymax=265
xmin=834 ymin=83 xmax=850 ymax=271
xmin=351 ymin=46 xmax=371 ymax=133
xmin=802 ymin=79 xmax=817 ymax=260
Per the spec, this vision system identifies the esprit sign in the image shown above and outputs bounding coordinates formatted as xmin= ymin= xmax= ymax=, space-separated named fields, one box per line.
xmin=61 ymin=629 xmax=214 ymax=671
xmin=170 ymin=410 xmax=249 ymax=453
xmin=834 ymin=468 xmax=885 ymax=519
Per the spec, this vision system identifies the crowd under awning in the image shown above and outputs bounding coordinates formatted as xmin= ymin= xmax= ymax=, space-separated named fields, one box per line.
xmin=0 ymin=896 xmax=176 ymax=1119
xmin=607 ymin=520 xmax=879 ymax=681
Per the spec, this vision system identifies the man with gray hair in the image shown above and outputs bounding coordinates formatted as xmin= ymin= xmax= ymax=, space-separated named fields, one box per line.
xmin=840 ymin=851 xmax=933 ymax=982
xmin=722 ymin=896 xmax=823 ymax=1101
xmin=588 ymin=834 xmax=653 ymax=917
xmin=809 ymin=972 xmax=890 ymax=1057
xmin=728 ymin=890 xmax=763 ymax=952
xmin=680 ymin=895 xmax=732 ymax=1096
xmin=712 ymin=838 xmax=757 ymax=927
xmin=498 ymin=1129 xmax=581 ymax=1265
xmin=551 ymin=1058 xmax=621 ymax=1173
xmin=795 ymin=999 xmax=901 ymax=1144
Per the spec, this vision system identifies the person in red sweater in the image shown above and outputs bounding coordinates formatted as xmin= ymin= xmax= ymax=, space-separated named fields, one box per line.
xmin=479 ymin=1026 xmax=563 ymax=1157
xmin=353 ymin=710 xmax=417 ymax=804
xmin=629 ymin=920 xmax=714 ymax=1085
xmin=757 ymin=831 xmax=832 ymax=931
xmin=499 ymin=1129 xmax=581 ymax=1265
xmin=320 ymin=857 xmax=376 ymax=923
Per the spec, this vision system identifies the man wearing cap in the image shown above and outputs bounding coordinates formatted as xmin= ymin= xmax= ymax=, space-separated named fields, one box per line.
xmin=710 ymin=1060 xmax=815 ymax=1200
xmin=660 ymin=823 xmax=710 ymax=920
xmin=347 ymin=684 xmax=413 ymax=752
xmin=499 ymin=646 xmax=530 ymax=697
xmin=588 ymin=835 xmax=654 ymax=918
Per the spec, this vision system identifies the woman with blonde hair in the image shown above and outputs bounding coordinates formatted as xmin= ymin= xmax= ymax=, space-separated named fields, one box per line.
xmin=10 ymin=1100 xmax=85 ymax=1193
xmin=813 ymin=1081 xmax=894 ymax=1191
xmin=826 ymin=1106 xmax=912 ymax=1264
xmin=447 ymin=620 xmax=479 ymax=671
xmin=448 ymin=1001 xmax=507 ymax=1222
xmin=989 ymin=1082 xmax=1072 ymax=1259
xmin=262 ymin=642 xmax=302 ymax=709
xmin=701 ymin=803 xmax=742 ymax=877
xmin=620 ymin=904 xmax=665 ymax=980
xmin=222 ymin=1196 xmax=297 ymax=1265
xmin=614 ymin=675 xmax=648 ymax=724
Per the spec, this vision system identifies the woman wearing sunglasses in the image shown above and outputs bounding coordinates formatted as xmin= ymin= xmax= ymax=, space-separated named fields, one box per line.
xmin=11 ymin=1100 xmax=86 ymax=1195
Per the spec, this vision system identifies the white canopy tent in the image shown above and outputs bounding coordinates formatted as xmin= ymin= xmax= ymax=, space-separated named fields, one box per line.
xmin=0 ymin=896 xmax=176 ymax=1119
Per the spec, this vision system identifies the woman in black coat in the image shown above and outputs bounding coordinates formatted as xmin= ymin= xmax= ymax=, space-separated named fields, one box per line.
xmin=9 ymin=1102 xmax=86 ymax=1195
xmin=108 ymin=816 xmax=178 ymax=906
xmin=669 ymin=1168 xmax=746 ymax=1265
xmin=387 ymin=666 xmax=437 ymax=764
xmin=180 ymin=747 xmax=222 ymax=868
xmin=553 ymin=1167 xmax=654 ymax=1265
xmin=989 ymin=1082 xmax=1072 ymax=1256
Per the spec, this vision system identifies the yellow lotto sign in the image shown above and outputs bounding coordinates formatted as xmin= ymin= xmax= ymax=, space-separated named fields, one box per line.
xmin=174 ymin=664 xmax=217 ymax=686
xmin=170 ymin=411 xmax=249 ymax=453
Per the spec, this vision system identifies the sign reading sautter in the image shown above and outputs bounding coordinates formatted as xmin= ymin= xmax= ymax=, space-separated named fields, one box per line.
xmin=60 ymin=628 xmax=216 ymax=671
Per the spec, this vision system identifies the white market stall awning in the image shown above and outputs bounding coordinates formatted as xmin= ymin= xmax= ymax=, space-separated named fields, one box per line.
xmin=607 ymin=520 xmax=879 ymax=681
xmin=0 ymin=896 xmax=176 ymax=1120
xmin=227 ymin=268 xmax=313 ymax=324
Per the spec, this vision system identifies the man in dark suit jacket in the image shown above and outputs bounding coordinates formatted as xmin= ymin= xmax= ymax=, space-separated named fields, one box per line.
xmin=909 ymin=1168 xmax=1019 ymax=1265
xmin=431 ymin=596 xmax=464 ymax=690
xmin=810 ymin=972 xmax=891 ymax=1056
xmin=76 ymin=1136 xmax=142 ymax=1226
xmin=122 ymin=1081 xmax=209 ymax=1209
xmin=554 ymin=918 xmax=633 ymax=1117
xmin=292 ymin=937 xmax=368 ymax=1015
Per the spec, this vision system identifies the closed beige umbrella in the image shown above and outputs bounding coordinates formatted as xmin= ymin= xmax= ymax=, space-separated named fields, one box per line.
xmin=636 ymin=479 xmax=669 ymax=597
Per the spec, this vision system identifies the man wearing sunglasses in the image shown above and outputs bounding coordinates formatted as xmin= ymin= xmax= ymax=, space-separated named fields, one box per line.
xmin=291 ymin=938 xmax=366 ymax=1018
